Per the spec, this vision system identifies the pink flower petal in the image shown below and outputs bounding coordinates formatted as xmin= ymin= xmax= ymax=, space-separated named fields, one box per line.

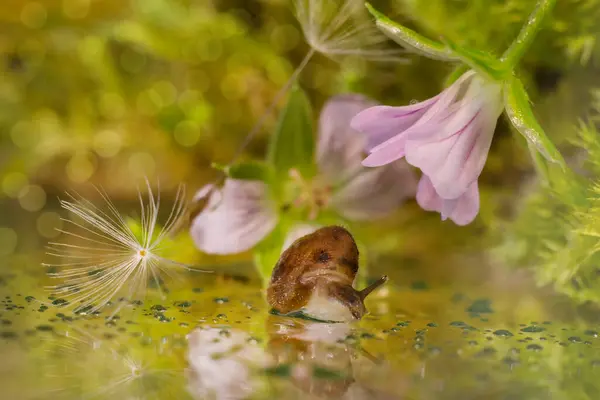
xmin=351 ymin=99 xmax=438 ymax=151
xmin=190 ymin=180 xmax=278 ymax=254
xmin=416 ymin=175 xmax=479 ymax=225
xmin=333 ymin=160 xmax=416 ymax=220
xmin=405 ymin=78 xmax=502 ymax=199
xmin=317 ymin=94 xmax=377 ymax=182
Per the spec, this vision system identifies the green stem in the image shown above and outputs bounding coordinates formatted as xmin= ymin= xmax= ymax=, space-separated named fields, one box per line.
xmin=501 ymin=0 xmax=557 ymax=68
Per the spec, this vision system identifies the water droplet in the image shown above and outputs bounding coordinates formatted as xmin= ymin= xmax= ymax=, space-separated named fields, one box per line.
xmin=466 ymin=298 xmax=493 ymax=314
xmin=493 ymin=330 xmax=513 ymax=337
xmin=214 ymin=297 xmax=229 ymax=304
xmin=520 ymin=325 xmax=545 ymax=333
xmin=568 ymin=336 xmax=582 ymax=343
xmin=526 ymin=344 xmax=543 ymax=351
xmin=584 ymin=330 xmax=598 ymax=338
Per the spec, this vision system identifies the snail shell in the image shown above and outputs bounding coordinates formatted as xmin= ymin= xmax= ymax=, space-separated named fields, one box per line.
xmin=267 ymin=226 xmax=387 ymax=322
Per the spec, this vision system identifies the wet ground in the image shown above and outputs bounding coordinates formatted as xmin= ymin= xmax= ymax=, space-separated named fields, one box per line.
xmin=2 ymin=256 xmax=600 ymax=400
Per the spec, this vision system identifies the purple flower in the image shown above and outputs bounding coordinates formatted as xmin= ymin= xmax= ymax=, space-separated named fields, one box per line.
xmin=351 ymin=71 xmax=503 ymax=225
xmin=190 ymin=95 xmax=416 ymax=255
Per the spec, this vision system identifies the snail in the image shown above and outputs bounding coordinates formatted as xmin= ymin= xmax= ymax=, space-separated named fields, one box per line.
xmin=267 ymin=225 xmax=388 ymax=322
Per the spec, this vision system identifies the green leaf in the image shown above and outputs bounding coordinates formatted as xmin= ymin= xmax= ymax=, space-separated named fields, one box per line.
xmin=442 ymin=39 xmax=508 ymax=81
xmin=267 ymin=85 xmax=314 ymax=179
xmin=253 ymin=223 xmax=287 ymax=286
xmin=212 ymin=160 xmax=274 ymax=182
xmin=504 ymin=77 xmax=566 ymax=168
xmin=365 ymin=3 xmax=459 ymax=62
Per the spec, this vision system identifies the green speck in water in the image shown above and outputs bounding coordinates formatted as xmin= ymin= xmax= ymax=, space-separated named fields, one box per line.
xmin=38 ymin=305 xmax=48 ymax=312
xmin=0 ymin=331 xmax=17 ymax=339
xmin=36 ymin=325 xmax=53 ymax=332
xmin=175 ymin=301 xmax=192 ymax=308
xmin=526 ymin=344 xmax=543 ymax=351
xmin=584 ymin=330 xmax=598 ymax=338
xmin=521 ymin=325 xmax=545 ymax=333
xmin=493 ymin=330 xmax=514 ymax=337
xmin=264 ymin=364 xmax=291 ymax=377
xmin=426 ymin=322 xmax=438 ymax=328
xmin=410 ymin=281 xmax=429 ymax=291
xmin=313 ymin=366 xmax=347 ymax=380
xmin=25 ymin=296 xmax=35 ymax=302
xmin=568 ymin=336 xmax=582 ymax=343
xmin=396 ymin=321 xmax=410 ymax=327
xmin=192 ymin=288 xmax=204 ymax=293
xmin=466 ymin=298 xmax=494 ymax=314
xmin=52 ymin=298 xmax=68 ymax=306
xmin=150 ymin=304 xmax=167 ymax=312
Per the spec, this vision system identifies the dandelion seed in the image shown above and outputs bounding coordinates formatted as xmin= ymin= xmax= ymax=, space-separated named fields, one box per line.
xmin=43 ymin=181 xmax=211 ymax=313
xmin=294 ymin=0 xmax=406 ymax=61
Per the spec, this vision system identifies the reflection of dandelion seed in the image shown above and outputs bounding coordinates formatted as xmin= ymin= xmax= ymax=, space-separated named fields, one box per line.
xmin=44 ymin=181 xmax=210 ymax=313
xmin=38 ymin=326 xmax=186 ymax=399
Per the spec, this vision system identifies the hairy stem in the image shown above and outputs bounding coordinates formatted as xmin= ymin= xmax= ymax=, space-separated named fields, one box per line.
xmin=501 ymin=0 xmax=557 ymax=69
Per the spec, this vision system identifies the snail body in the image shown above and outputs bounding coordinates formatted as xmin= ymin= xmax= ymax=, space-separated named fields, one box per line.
xmin=267 ymin=226 xmax=387 ymax=322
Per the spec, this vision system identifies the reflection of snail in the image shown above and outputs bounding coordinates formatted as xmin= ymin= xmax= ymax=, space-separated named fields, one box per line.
xmin=267 ymin=226 xmax=388 ymax=322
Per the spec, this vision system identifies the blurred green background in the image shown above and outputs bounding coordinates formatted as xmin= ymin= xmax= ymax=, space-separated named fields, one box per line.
xmin=2 ymin=1 xmax=600 ymax=399
xmin=1 ymin=0 xmax=600 ymax=302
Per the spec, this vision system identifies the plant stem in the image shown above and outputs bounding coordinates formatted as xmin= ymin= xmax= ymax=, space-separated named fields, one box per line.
xmin=501 ymin=0 xmax=557 ymax=69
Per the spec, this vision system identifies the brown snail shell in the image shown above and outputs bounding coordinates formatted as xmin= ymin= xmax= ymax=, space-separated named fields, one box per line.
xmin=267 ymin=225 xmax=387 ymax=322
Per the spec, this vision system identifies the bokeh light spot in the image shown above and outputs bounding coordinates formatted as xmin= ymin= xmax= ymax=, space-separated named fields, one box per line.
xmin=270 ymin=24 xmax=300 ymax=52
xmin=2 ymin=173 xmax=29 ymax=198
xmin=153 ymin=81 xmax=177 ymax=108
xmin=37 ymin=212 xmax=63 ymax=239
xmin=10 ymin=120 xmax=38 ymax=149
xmin=21 ymin=2 xmax=47 ymax=29
xmin=0 ymin=228 xmax=18 ymax=256
xmin=99 ymin=92 xmax=126 ymax=120
xmin=18 ymin=184 xmax=46 ymax=212
xmin=63 ymin=0 xmax=90 ymax=20
xmin=174 ymin=121 xmax=201 ymax=147
xmin=220 ymin=73 xmax=248 ymax=100
xmin=128 ymin=152 xmax=156 ymax=178
xmin=94 ymin=130 xmax=123 ymax=158
xmin=66 ymin=155 xmax=96 ymax=183
xmin=196 ymin=38 xmax=223 ymax=62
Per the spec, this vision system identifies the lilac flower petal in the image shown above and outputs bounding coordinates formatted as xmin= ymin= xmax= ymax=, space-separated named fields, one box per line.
xmin=333 ymin=160 xmax=416 ymax=220
xmin=416 ymin=175 xmax=479 ymax=225
xmin=406 ymin=78 xmax=502 ymax=199
xmin=317 ymin=94 xmax=378 ymax=182
xmin=415 ymin=175 xmax=443 ymax=212
xmin=448 ymin=182 xmax=479 ymax=226
xmin=361 ymin=72 xmax=476 ymax=169
xmin=362 ymin=137 xmax=407 ymax=167
xmin=281 ymin=223 xmax=321 ymax=252
xmin=351 ymin=99 xmax=438 ymax=151
xmin=190 ymin=180 xmax=277 ymax=254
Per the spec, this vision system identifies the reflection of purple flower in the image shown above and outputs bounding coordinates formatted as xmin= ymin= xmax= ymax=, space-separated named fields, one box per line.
xmin=190 ymin=95 xmax=416 ymax=254
xmin=351 ymin=71 xmax=503 ymax=225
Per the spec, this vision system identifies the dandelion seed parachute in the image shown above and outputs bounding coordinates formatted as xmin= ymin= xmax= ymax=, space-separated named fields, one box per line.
xmin=43 ymin=181 xmax=211 ymax=313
